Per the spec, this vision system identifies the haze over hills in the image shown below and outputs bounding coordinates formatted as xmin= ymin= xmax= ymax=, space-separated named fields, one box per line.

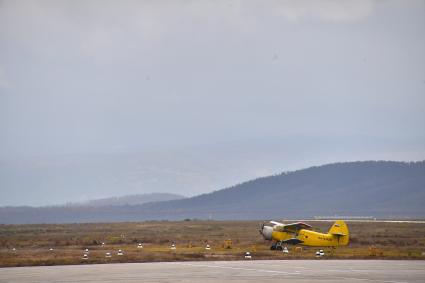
xmin=66 ymin=193 xmax=186 ymax=207
xmin=0 ymin=161 xmax=424 ymax=224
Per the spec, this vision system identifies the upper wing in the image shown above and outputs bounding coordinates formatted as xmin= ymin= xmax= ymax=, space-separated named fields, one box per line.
xmin=273 ymin=222 xmax=312 ymax=232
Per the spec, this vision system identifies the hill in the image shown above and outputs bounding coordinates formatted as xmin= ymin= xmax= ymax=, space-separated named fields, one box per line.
xmin=139 ymin=160 xmax=425 ymax=220
xmin=1 ymin=161 xmax=424 ymax=223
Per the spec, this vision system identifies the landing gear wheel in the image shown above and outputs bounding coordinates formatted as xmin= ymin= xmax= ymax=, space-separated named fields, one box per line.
xmin=275 ymin=241 xmax=283 ymax=251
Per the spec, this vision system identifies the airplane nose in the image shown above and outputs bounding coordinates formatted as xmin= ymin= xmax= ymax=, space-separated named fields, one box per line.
xmin=261 ymin=226 xmax=273 ymax=240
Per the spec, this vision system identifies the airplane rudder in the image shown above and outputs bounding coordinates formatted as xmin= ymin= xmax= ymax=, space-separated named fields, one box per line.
xmin=329 ymin=220 xmax=349 ymax=245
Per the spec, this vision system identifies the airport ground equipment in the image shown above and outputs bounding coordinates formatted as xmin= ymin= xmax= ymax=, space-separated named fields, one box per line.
xmin=223 ymin=239 xmax=233 ymax=249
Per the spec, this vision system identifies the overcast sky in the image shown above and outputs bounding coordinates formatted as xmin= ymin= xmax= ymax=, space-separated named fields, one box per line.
xmin=1 ymin=0 xmax=424 ymax=206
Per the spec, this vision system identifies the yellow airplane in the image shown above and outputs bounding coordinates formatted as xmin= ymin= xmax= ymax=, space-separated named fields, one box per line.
xmin=259 ymin=220 xmax=349 ymax=250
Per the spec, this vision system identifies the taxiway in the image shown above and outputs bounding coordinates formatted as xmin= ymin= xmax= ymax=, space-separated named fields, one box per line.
xmin=0 ymin=260 xmax=424 ymax=283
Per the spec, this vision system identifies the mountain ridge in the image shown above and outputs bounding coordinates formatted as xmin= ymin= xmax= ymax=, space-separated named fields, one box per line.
xmin=1 ymin=160 xmax=424 ymax=223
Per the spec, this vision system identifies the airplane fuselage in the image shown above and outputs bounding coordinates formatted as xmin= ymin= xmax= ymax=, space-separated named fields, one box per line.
xmin=272 ymin=229 xmax=346 ymax=247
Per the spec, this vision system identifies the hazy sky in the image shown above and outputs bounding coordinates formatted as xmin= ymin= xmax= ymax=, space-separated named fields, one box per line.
xmin=1 ymin=0 xmax=424 ymax=206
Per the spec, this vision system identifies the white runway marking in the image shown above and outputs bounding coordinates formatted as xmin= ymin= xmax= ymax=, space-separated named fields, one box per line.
xmin=177 ymin=261 xmax=413 ymax=283
xmin=171 ymin=262 xmax=300 ymax=275
xmin=329 ymin=276 xmax=407 ymax=283
xmin=246 ymin=261 xmax=309 ymax=269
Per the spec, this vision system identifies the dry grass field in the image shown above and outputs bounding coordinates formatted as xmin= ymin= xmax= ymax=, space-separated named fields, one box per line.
xmin=1 ymin=220 xmax=424 ymax=267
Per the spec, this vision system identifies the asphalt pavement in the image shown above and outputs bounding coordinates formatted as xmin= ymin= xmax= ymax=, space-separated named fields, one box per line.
xmin=0 ymin=260 xmax=424 ymax=283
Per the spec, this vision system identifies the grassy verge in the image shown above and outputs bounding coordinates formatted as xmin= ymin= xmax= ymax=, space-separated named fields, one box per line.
xmin=1 ymin=220 xmax=424 ymax=267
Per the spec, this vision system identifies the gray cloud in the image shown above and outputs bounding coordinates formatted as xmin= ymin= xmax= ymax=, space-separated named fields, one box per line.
xmin=0 ymin=0 xmax=424 ymax=205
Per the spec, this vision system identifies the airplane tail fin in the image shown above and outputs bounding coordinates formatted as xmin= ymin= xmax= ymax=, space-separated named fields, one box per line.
xmin=328 ymin=220 xmax=349 ymax=246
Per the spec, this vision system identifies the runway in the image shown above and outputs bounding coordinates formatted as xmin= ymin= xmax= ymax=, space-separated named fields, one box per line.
xmin=0 ymin=260 xmax=424 ymax=283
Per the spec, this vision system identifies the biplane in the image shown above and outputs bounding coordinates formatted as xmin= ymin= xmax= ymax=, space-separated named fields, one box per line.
xmin=260 ymin=220 xmax=349 ymax=250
